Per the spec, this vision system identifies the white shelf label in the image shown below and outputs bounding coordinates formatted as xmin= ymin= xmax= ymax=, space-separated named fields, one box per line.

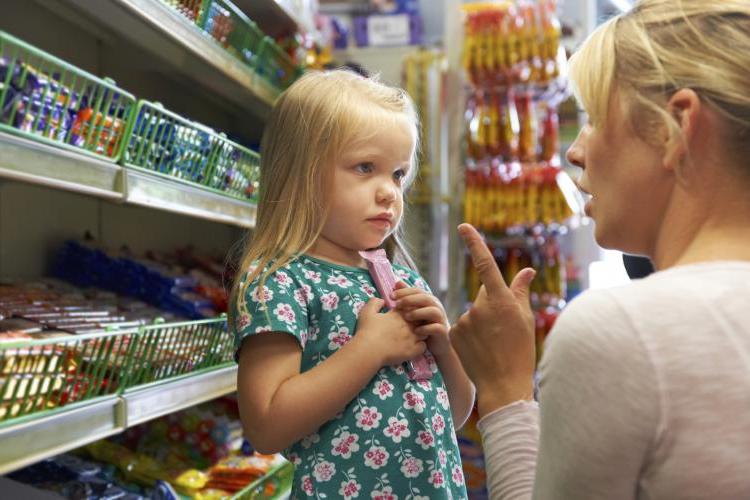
xmin=367 ymin=14 xmax=410 ymax=46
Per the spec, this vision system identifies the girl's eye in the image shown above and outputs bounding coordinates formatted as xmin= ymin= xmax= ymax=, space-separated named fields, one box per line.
xmin=393 ymin=169 xmax=407 ymax=182
xmin=355 ymin=162 xmax=374 ymax=174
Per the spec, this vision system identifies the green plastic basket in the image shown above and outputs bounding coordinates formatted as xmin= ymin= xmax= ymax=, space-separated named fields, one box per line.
xmin=0 ymin=329 xmax=138 ymax=423
xmin=207 ymin=135 xmax=260 ymax=202
xmin=121 ymin=100 xmax=217 ymax=187
xmin=119 ymin=317 xmax=233 ymax=389
xmin=0 ymin=30 xmax=136 ymax=162
xmin=233 ymin=459 xmax=294 ymax=499
xmin=256 ymin=37 xmax=302 ymax=91
xmin=159 ymin=0 xmax=208 ymax=24
xmin=201 ymin=0 xmax=265 ymax=68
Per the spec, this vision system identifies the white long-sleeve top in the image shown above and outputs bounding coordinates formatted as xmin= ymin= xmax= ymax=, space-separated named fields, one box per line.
xmin=478 ymin=261 xmax=750 ymax=500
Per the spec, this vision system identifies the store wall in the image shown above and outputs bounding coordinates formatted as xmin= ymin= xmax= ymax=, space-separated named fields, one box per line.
xmin=0 ymin=182 xmax=242 ymax=278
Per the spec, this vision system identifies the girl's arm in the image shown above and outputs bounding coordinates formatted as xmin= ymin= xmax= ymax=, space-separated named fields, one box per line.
xmin=237 ymin=298 xmax=426 ymax=454
xmin=433 ymin=347 xmax=476 ymax=429
xmin=393 ymin=284 xmax=476 ymax=428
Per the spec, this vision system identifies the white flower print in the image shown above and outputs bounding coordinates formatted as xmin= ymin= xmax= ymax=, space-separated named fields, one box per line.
xmin=254 ymin=325 xmax=271 ymax=333
xmin=436 ymin=387 xmax=450 ymax=410
xmin=237 ymin=313 xmax=251 ymax=331
xmin=400 ymin=456 xmax=424 ymax=478
xmin=300 ymin=328 xmax=309 ymax=348
xmin=438 ymin=449 xmax=447 ymax=467
xmin=327 ymin=275 xmax=353 ymax=288
xmin=331 ymin=431 xmax=360 ymax=459
xmin=394 ymin=268 xmax=411 ymax=281
xmin=403 ymin=391 xmax=427 ymax=413
xmin=452 ymin=465 xmax=465 ymax=486
xmin=307 ymin=323 xmax=320 ymax=342
xmin=313 ymin=461 xmax=336 ymax=482
xmin=273 ymin=303 xmax=296 ymax=326
xmin=303 ymin=269 xmax=322 ymax=283
xmin=274 ymin=271 xmax=292 ymax=287
xmin=339 ymin=479 xmax=362 ymax=499
xmin=321 ymin=291 xmax=340 ymax=311
xmin=432 ymin=414 xmax=446 ymax=435
xmin=416 ymin=430 xmax=435 ymax=450
xmin=373 ymin=380 xmax=394 ymax=400
xmin=355 ymin=406 xmax=382 ymax=431
xmin=370 ymin=486 xmax=398 ymax=500
xmin=301 ymin=474 xmax=314 ymax=496
xmin=328 ymin=327 xmax=352 ymax=350
xmin=428 ymin=470 xmax=446 ymax=488
xmin=364 ymin=446 xmax=389 ymax=469
xmin=361 ymin=284 xmax=377 ymax=297
xmin=301 ymin=433 xmax=320 ymax=449
xmin=250 ymin=286 xmax=273 ymax=303
xmin=294 ymin=284 xmax=314 ymax=307
xmin=352 ymin=300 xmax=366 ymax=317
xmin=391 ymin=364 xmax=406 ymax=375
xmin=287 ymin=452 xmax=302 ymax=466
xmin=416 ymin=380 xmax=432 ymax=392
xmin=383 ymin=417 xmax=410 ymax=443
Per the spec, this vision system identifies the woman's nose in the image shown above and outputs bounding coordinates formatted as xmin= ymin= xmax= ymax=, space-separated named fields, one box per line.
xmin=565 ymin=125 xmax=590 ymax=169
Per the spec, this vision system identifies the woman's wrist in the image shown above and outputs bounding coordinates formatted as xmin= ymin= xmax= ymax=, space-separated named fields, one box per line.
xmin=476 ymin=379 xmax=534 ymax=418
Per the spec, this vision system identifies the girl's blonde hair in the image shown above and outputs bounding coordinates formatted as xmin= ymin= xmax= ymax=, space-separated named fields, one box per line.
xmin=230 ymin=70 xmax=420 ymax=327
xmin=569 ymin=0 xmax=750 ymax=165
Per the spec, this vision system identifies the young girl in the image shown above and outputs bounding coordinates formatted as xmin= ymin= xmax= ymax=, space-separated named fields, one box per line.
xmin=231 ymin=70 xmax=474 ymax=498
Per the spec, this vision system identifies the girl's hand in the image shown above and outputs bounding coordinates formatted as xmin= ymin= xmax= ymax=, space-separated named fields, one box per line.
xmin=393 ymin=282 xmax=452 ymax=357
xmin=355 ymin=298 xmax=427 ymax=367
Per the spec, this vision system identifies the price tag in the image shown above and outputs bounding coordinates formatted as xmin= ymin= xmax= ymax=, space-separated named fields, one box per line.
xmin=367 ymin=14 xmax=410 ymax=46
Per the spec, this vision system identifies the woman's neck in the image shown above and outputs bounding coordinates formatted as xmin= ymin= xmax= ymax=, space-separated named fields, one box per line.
xmin=652 ymin=181 xmax=750 ymax=270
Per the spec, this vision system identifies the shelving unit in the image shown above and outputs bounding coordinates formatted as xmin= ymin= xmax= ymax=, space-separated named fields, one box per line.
xmin=60 ymin=0 xmax=278 ymax=120
xmin=0 ymin=366 xmax=237 ymax=476
xmin=0 ymin=0 xmax=297 ymax=494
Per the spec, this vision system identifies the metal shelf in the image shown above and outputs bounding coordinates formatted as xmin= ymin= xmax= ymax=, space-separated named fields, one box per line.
xmin=0 ymin=366 xmax=238 ymax=475
xmin=0 ymin=132 xmax=123 ymax=201
xmin=123 ymin=365 xmax=237 ymax=427
xmin=0 ymin=131 xmax=257 ymax=228
xmin=122 ymin=169 xmax=257 ymax=228
xmin=62 ymin=0 xmax=278 ymax=121
xmin=0 ymin=396 xmax=122 ymax=475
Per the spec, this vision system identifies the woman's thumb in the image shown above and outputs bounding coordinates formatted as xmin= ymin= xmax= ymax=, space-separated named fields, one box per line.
xmin=510 ymin=268 xmax=536 ymax=304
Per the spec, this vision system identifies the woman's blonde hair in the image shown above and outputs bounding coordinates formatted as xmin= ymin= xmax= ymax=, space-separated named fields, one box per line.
xmin=229 ymin=70 xmax=420 ymax=327
xmin=568 ymin=0 xmax=750 ymax=164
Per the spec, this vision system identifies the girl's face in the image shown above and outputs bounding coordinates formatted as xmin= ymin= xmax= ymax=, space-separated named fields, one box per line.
xmin=312 ymin=116 xmax=415 ymax=267
xmin=566 ymin=92 xmax=674 ymax=256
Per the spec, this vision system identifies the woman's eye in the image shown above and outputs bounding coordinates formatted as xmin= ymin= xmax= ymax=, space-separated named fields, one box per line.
xmin=355 ymin=162 xmax=374 ymax=174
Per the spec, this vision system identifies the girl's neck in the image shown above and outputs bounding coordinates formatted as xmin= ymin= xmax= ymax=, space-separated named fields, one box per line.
xmin=308 ymin=237 xmax=367 ymax=269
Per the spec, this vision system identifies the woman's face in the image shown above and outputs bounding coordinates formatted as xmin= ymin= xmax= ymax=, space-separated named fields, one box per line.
xmin=566 ymin=93 xmax=675 ymax=256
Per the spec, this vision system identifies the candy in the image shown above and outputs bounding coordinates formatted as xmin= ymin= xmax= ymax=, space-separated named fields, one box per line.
xmin=359 ymin=249 xmax=433 ymax=381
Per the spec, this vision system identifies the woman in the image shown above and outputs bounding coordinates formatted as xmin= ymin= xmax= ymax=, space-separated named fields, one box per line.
xmin=450 ymin=1 xmax=750 ymax=499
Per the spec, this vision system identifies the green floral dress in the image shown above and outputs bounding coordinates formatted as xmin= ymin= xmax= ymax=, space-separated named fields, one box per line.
xmin=234 ymin=255 xmax=467 ymax=499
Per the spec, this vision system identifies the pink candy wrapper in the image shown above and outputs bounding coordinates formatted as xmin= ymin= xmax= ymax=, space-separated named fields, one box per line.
xmin=359 ymin=250 xmax=433 ymax=381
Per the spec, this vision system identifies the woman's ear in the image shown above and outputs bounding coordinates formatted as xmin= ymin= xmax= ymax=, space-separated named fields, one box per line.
xmin=663 ymin=88 xmax=701 ymax=172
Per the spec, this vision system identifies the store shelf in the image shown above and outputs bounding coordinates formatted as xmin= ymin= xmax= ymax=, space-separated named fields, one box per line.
xmin=123 ymin=169 xmax=257 ymax=228
xmin=0 ymin=396 xmax=122 ymax=475
xmin=0 ymin=132 xmax=123 ymax=201
xmin=62 ymin=0 xmax=278 ymax=120
xmin=123 ymin=365 xmax=237 ymax=427
xmin=0 ymin=366 xmax=238 ymax=475
xmin=235 ymin=0 xmax=308 ymax=39
xmin=0 ymin=131 xmax=257 ymax=228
